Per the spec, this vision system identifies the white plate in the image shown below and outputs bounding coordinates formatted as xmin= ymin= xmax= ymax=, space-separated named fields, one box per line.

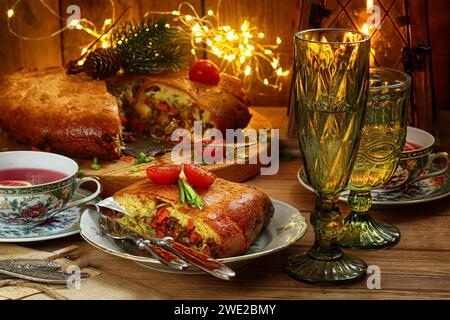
xmin=297 ymin=167 xmax=450 ymax=207
xmin=80 ymin=199 xmax=307 ymax=273
xmin=0 ymin=190 xmax=94 ymax=243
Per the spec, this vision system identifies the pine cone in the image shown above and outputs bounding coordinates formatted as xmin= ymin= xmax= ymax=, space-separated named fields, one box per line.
xmin=83 ymin=48 xmax=122 ymax=80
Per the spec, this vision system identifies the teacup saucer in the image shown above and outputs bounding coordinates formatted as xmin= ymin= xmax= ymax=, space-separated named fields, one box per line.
xmin=297 ymin=166 xmax=450 ymax=207
xmin=0 ymin=189 xmax=94 ymax=242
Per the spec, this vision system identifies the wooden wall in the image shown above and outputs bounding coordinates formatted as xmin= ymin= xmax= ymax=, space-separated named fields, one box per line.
xmin=0 ymin=0 xmax=448 ymax=109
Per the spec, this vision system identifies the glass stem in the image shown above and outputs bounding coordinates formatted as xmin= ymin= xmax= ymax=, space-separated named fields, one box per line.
xmin=308 ymin=197 xmax=343 ymax=261
xmin=348 ymin=190 xmax=372 ymax=215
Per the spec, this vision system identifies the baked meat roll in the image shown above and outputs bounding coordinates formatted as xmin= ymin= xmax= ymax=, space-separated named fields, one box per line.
xmin=107 ymin=70 xmax=252 ymax=141
xmin=0 ymin=68 xmax=122 ymax=160
xmin=108 ymin=178 xmax=274 ymax=258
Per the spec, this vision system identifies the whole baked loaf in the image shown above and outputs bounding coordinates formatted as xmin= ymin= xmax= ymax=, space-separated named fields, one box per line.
xmin=109 ymin=178 xmax=274 ymax=258
xmin=0 ymin=68 xmax=122 ymax=160
xmin=0 ymin=68 xmax=252 ymax=159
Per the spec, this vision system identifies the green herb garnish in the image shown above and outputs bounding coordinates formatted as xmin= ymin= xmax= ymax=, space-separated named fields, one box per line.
xmin=134 ymin=152 xmax=154 ymax=165
xmin=178 ymin=178 xmax=203 ymax=210
xmin=129 ymin=166 xmax=139 ymax=173
xmin=91 ymin=158 xmax=101 ymax=170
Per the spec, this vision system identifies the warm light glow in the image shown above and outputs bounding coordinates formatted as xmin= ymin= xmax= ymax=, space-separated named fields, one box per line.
xmin=101 ymin=42 xmax=109 ymax=48
xmin=362 ymin=23 xmax=369 ymax=35
xmin=7 ymin=9 xmax=14 ymax=18
xmin=104 ymin=19 xmax=112 ymax=25
xmin=367 ymin=0 xmax=374 ymax=9
xmin=144 ymin=1 xmax=288 ymax=92
xmin=81 ymin=47 xmax=88 ymax=55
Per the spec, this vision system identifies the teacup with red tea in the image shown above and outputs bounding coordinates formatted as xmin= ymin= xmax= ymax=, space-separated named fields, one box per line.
xmin=0 ymin=151 xmax=102 ymax=229
xmin=385 ymin=127 xmax=448 ymax=189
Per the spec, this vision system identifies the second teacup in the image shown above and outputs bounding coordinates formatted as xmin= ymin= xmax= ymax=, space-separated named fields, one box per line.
xmin=385 ymin=126 xmax=448 ymax=189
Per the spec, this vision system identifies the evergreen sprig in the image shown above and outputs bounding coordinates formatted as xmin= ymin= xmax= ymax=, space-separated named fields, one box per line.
xmin=112 ymin=17 xmax=188 ymax=75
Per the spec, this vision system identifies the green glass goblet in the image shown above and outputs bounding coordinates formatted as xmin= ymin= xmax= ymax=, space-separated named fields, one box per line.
xmin=337 ymin=67 xmax=411 ymax=249
xmin=284 ymin=28 xmax=370 ymax=285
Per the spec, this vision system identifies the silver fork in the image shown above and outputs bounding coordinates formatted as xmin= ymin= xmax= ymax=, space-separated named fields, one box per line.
xmin=98 ymin=215 xmax=188 ymax=271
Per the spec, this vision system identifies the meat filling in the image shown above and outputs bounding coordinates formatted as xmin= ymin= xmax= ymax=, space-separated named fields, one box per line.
xmin=150 ymin=206 xmax=217 ymax=257
xmin=116 ymin=84 xmax=215 ymax=141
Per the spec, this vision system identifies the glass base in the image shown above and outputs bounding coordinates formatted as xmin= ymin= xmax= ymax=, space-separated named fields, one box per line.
xmin=283 ymin=249 xmax=367 ymax=285
xmin=338 ymin=213 xmax=401 ymax=249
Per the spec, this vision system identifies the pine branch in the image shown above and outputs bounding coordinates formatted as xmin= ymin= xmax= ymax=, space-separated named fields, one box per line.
xmin=112 ymin=17 xmax=188 ymax=75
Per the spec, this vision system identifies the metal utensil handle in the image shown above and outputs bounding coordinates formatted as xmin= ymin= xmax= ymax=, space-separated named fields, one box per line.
xmin=135 ymin=239 xmax=188 ymax=271
xmin=158 ymin=239 xmax=236 ymax=281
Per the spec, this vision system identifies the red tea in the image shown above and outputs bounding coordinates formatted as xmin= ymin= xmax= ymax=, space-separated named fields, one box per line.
xmin=0 ymin=168 xmax=67 ymax=186
xmin=403 ymin=142 xmax=423 ymax=151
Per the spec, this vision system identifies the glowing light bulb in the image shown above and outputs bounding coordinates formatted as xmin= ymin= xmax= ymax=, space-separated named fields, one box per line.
xmin=258 ymin=33 xmax=265 ymax=38
xmin=101 ymin=42 xmax=109 ymax=48
xmin=7 ymin=9 xmax=14 ymax=18
xmin=276 ymin=37 xmax=282 ymax=45
xmin=172 ymin=10 xmax=180 ymax=16
xmin=244 ymin=66 xmax=252 ymax=76
xmin=207 ymin=10 xmax=214 ymax=16
xmin=264 ymin=78 xmax=269 ymax=85
xmin=104 ymin=19 xmax=112 ymax=25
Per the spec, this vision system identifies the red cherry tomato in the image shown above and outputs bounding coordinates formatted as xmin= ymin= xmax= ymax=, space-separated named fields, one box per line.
xmin=183 ymin=163 xmax=216 ymax=188
xmin=146 ymin=165 xmax=182 ymax=185
xmin=189 ymin=60 xmax=221 ymax=86
xmin=0 ymin=180 xmax=32 ymax=187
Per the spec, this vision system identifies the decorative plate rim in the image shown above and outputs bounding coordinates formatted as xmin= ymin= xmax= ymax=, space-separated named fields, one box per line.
xmin=297 ymin=167 xmax=450 ymax=206
xmin=80 ymin=199 xmax=308 ymax=265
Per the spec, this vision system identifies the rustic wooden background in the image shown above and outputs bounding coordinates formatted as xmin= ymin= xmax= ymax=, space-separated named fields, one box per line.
xmin=0 ymin=0 xmax=448 ymax=110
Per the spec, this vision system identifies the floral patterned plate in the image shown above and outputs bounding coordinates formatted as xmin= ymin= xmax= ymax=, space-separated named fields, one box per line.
xmin=0 ymin=189 xmax=94 ymax=242
xmin=297 ymin=166 xmax=450 ymax=207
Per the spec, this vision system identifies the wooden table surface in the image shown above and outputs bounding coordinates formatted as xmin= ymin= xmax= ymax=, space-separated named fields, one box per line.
xmin=24 ymin=160 xmax=450 ymax=300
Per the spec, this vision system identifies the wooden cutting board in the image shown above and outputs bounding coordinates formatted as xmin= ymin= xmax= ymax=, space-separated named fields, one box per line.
xmin=0 ymin=108 xmax=272 ymax=197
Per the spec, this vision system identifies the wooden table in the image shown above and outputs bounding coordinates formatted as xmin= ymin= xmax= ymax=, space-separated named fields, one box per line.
xmin=23 ymin=160 xmax=450 ymax=300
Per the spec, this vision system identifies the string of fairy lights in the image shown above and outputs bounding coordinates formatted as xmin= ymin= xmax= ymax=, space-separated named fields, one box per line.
xmin=5 ymin=0 xmax=289 ymax=91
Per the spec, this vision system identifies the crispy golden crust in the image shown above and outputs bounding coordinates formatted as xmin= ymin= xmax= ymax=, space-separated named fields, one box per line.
xmin=114 ymin=178 xmax=274 ymax=258
xmin=0 ymin=68 xmax=122 ymax=160
xmin=107 ymin=70 xmax=252 ymax=132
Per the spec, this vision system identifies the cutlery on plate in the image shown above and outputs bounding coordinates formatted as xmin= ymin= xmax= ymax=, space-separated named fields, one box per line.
xmin=95 ymin=204 xmax=236 ymax=281
xmin=98 ymin=214 xmax=189 ymax=271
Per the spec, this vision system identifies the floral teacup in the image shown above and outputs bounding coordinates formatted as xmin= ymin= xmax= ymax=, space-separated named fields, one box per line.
xmin=385 ymin=127 xmax=448 ymax=189
xmin=0 ymin=151 xmax=102 ymax=229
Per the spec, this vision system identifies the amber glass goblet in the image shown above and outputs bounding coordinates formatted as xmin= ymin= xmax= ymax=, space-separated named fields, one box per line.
xmin=284 ymin=29 xmax=370 ymax=284
xmin=337 ymin=67 xmax=411 ymax=249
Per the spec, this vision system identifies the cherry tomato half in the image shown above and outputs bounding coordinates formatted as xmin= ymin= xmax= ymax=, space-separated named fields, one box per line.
xmin=188 ymin=60 xmax=221 ymax=86
xmin=146 ymin=165 xmax=182 ymax=185
xmin=183 ymin=163 xmax=216 ymax=188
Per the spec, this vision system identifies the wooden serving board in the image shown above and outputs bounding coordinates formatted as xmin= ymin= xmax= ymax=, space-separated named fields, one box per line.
xmin=0 ymin=108 xmax=272 ymax=197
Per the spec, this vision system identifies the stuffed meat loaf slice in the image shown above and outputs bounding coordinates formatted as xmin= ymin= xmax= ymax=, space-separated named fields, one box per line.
xmin=107 ymin=70 xmax=252 ymax=141
xmin=0 ymin=68 xmax=122 ymax=160
xmin=111 ymin=178 xmax=274 ymax=258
